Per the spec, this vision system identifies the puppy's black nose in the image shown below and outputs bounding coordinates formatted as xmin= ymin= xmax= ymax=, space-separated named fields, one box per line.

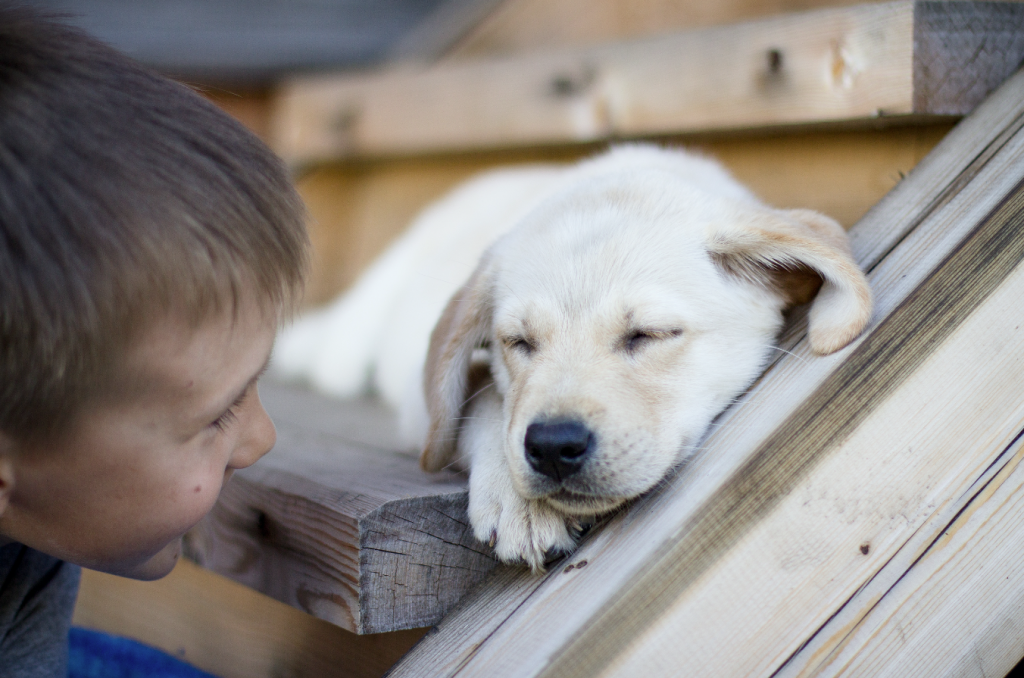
xmin=524 ymin=420 xmax=592 ymax=482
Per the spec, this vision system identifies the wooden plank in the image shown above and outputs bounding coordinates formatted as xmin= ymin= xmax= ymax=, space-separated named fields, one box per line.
xmin=386 ymin=64 xmax=1024 ymax=678
xmin=444 ymin=0 xmax=876 ymax=59
xmin=913 ymin=0 xmax=1024 ymax=115
xmin=297 ymin=124 xmax=949 ymax=306
xmin=72 ymin=558 xmax=426 ymax=678
xmin=187 ymin=379 xmax=497 ymax=635
xmin=270 ymin=1 xmax=1024 ymax=165
xmin=776 ymin=432 xmax=1024 ymax=677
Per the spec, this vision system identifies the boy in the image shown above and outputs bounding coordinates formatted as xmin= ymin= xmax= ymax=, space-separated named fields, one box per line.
xmin=0 ymin=7 xmax=309 ymax=675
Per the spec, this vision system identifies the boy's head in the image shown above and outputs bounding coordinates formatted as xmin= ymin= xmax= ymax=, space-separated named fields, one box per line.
xmin=0 ymin=7 xmax=309 ymax=579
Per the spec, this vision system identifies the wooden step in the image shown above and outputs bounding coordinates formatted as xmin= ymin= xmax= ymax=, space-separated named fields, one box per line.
xmin=271 ymin=0 xmax=1024 ymax=166
xmin=185 ymin=381 xmax=493 ymax=635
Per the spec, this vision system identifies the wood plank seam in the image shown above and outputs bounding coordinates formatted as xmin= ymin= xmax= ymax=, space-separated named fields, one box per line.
xmin=771 ymin=425 xmax=1024 ymax=676
xmin=785 ymin=414 xmax=1024 ymax=677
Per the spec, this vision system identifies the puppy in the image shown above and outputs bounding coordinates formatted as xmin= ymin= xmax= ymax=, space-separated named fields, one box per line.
xmin=275 ymin=145 xmax=872 ymax=571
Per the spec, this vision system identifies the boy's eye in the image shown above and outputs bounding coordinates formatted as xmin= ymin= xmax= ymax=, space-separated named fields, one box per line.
xmin=210 ymin=406 xmax=239 ymax=433
xmin=209 ymin=387 xmax=250 ymax=432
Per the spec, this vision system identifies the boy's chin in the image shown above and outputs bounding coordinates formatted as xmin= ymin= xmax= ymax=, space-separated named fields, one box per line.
xmin=101 ymin=538 xmax=182 ymax=581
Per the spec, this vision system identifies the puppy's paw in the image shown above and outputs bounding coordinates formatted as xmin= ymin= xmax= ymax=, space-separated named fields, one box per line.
xmin=469 ymin=479 xmax=576 ymax=572
xmin=458 ymin=393 xmax=577 ymax=572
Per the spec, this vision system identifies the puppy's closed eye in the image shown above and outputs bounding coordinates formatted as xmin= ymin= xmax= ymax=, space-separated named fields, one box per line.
xmin=504 ymin=335 xmax=537 ymax=356
xmin=622 ymin=328 xmax=683 ymax=354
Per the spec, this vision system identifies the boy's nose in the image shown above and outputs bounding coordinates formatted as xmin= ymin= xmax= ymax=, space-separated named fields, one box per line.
xmin=228 ymin=390 xmax=276 ymax=470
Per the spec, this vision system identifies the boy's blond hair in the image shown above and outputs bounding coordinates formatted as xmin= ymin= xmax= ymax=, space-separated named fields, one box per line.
xmin=0 ymin=7 xmax=309 ymax=439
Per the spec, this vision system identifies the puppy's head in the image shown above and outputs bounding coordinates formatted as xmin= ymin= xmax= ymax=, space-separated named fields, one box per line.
xmin=421 ymin=171 xmax=871 ymax=515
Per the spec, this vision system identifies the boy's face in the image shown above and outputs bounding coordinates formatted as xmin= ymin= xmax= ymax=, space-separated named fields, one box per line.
xmin=0 ymin=297 xmax=278 ymax=579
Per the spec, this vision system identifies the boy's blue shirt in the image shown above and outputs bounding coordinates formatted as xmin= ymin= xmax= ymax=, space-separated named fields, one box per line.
xmin=0 ymin=542 xmax=80 ymax=677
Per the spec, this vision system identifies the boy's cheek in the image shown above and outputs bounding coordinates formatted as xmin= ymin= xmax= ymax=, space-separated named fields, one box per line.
xmin=80 ymin=477 xmax=221 ymax=579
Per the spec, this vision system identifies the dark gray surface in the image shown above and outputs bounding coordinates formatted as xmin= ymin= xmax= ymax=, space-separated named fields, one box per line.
xmin=19 ymin=0 xmax=467 ymax=82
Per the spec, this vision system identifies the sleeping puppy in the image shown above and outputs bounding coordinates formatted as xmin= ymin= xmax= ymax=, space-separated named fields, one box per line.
xmin=418 ymin=145 xmax=872 ymax=570
xmin=274 ymin=144 xmax=872 ymax=571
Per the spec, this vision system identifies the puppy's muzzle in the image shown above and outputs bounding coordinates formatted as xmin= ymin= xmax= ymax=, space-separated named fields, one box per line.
xmin=524 ymin=420 xmax=592 ymax=482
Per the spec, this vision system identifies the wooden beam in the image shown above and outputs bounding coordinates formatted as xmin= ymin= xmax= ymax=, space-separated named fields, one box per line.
xmin=444 ymin=0 xmax=878 ymax=59
xmin=270 ymin=1 xmax=1024 ymax=165
xmin=383 ymin=67 xmax=1024 ymax=677
xmin=72 ymin=559 xmax=426 ymax=678
xmin=296 ymin=156 xmax=518 ymax=307
xmin=187 ymin=380 xmax=496 ymax=635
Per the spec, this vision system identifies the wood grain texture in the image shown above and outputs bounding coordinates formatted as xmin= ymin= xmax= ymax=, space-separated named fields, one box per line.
xmin=270 ymin=1 xmax=1022 ymax=165
xmin=912 ymin=1 xmax=1024 ymax=114
xmin=775 ymin=431 xmax=1024 ymax=677
xmin=72 ymin=559 xmax=427 ymax=678
xmin=445 ymin=0 xmax=881 ymax=58
xmin=187 ymin=380 xmax=497 ymax=634
xmin=385 ymin=67 xmax=1024 ymax=678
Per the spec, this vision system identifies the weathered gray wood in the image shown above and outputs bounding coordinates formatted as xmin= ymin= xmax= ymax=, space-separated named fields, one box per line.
xmin=272 ymin=1 xmax=1024 ymax=165
xmin=773 ymin=417 xmax=1024 ymax=677
xmin=912 ymin=1 xmax=1024 ymax=114
xmin=186 ymin=380 xmax=496 ymax=635
xmin=385 ymin=68 xmax=1024 ymax=677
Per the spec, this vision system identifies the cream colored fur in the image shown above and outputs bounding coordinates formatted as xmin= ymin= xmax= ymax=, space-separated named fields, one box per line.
xmin=275 ymin=145 xmax=872 ymax=571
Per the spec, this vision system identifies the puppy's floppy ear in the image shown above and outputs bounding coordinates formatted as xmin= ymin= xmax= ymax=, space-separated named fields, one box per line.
xmin=420 ymin=253 xmax=496 ymax=472
xmin=708 ymin=207 xmax=872 ymax=355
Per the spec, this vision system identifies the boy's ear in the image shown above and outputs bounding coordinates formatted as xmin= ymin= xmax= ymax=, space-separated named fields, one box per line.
xmin=0 ymin=434 xmax=15 ymax=517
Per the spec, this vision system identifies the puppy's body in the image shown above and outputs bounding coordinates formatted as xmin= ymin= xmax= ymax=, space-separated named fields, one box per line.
xmin=276 ymin=145 xmax=872 ymax=570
